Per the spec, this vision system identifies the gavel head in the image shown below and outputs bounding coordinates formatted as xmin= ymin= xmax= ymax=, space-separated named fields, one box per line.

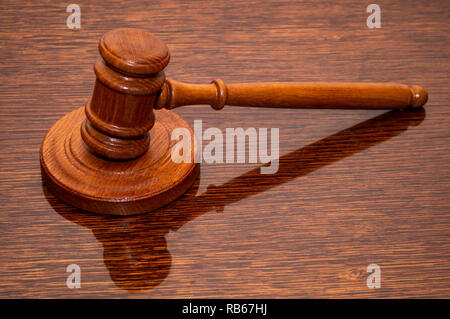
xmin=41 ymin=28 xmax=198 ymax=216
xmin=81 ymin=28 xmax=170 ymax=160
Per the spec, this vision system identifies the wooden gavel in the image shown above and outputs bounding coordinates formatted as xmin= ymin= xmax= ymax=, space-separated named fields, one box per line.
xmin=40 ymin=28 xmax=428 ymax=215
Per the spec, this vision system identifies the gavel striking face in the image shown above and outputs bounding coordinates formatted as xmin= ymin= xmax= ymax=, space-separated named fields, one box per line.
xmin=40 ymin=28 xmax=428 ymax=215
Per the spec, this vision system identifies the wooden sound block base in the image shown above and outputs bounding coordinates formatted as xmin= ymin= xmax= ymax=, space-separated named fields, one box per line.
xmin=40 ymin=107 xmax=199 ymax=215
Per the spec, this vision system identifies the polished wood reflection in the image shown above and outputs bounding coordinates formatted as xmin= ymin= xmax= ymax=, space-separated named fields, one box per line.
xmin=45 ymin=108 xmax=424 ymax=292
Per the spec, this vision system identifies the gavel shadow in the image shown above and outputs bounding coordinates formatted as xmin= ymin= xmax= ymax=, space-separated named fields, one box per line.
xmin=43 ymin=107 xmax=425 ymax=292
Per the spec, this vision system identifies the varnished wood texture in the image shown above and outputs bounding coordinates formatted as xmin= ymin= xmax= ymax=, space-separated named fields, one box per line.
xmin=83 ymin=28 xmax=170 ymax=160
xmin=155 ymin=79 xmax=427 ymax=110
xmin=41 ymin=107 xmax=199 ymax=215
xmin=0 ymin=0 xmax=449 ymax=298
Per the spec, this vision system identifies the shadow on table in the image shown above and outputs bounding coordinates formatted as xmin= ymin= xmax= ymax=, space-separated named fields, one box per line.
xmin=43 ymin=107 xmax=425 ymax=292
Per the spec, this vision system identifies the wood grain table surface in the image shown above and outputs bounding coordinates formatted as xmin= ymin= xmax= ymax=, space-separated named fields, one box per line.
xmin=0 ymin=0 xmax=449 ymax=298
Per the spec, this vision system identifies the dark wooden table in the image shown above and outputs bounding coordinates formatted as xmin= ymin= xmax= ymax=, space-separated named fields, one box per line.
xmin=0 ymin=0 xmax=448 ymax=298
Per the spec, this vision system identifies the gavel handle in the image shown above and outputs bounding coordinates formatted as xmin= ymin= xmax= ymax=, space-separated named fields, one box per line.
xmin=155 ymin=79 xmax=428 ymax=110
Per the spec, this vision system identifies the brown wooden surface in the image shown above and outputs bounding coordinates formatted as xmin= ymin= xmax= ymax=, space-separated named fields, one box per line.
xmin=0 ymin=0 xmax=449 ymax=298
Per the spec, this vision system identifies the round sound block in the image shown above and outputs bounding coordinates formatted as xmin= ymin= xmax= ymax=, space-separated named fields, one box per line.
xmin=41 ymin=107 xmax=199 ymax=215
